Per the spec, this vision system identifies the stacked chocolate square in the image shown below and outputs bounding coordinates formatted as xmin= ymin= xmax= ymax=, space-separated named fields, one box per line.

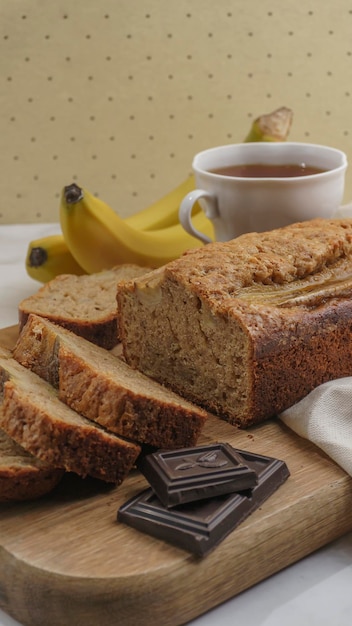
xmin=118 ymin=443 xmax=290 ymax=557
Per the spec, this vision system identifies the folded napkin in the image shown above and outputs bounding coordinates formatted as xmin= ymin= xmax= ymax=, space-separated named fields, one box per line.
xmin=280 ymin=377 xmax=352 ymax=477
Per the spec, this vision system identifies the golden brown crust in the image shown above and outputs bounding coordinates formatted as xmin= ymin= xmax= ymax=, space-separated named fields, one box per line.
xmin=116 ymin=218 xmax=352 ymax=427
xmin=163 ymin=218 xmax=352 ymax=306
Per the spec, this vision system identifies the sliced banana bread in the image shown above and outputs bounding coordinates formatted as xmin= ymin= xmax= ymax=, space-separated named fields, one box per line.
xmin=18 ymin=264 xmax=149 ymax=349
xmin=0 ymin=346 xmax=140 ymax=484
xmin=13 ymin=314 xmax=208 ymax=449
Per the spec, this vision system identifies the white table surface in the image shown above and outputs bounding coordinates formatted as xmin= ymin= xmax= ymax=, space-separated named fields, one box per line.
xmin=0 ymin=223 xmax=352 ymax=626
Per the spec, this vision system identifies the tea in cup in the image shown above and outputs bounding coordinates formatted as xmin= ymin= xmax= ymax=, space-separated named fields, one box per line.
xmin=179 ymin=142 xmax=348 ymax=243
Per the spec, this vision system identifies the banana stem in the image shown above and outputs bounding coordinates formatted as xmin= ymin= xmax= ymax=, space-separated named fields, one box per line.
xmin=244 ymin=106 xmax=293 ymax=142
xmin=28 ymin=247 xmax=48 ymax=268
xmin=64 ymin=183 xmax=84 ymax=204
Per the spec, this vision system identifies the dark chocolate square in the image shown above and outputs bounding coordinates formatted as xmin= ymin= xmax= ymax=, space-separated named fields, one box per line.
xmin=138 ymin=443 xmax=258 ymax=507
xmin=118 ymin=448 xmax=290 ymax=557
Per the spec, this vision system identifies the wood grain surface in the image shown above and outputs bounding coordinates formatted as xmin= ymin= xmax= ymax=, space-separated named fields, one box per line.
xmin=1 ymin=325 xmax=352 ymax=626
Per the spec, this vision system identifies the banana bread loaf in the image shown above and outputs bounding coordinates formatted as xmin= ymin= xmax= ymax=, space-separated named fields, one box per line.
xmin=13 ymin=315 xmax=208 ymax=448
xmin=116 ymin=218 xmax=352 ymax=428
xmin=0 ymin=346 xmax=140 ymax=483
xmin=18 ymin=264 xmax=149 ymax=349
xmin=0 ymin=425 xmax=64 ymax=502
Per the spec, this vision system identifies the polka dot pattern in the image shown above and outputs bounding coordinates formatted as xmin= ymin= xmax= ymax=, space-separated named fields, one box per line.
xmin=1 ymin=0 xmax=352 ymax=223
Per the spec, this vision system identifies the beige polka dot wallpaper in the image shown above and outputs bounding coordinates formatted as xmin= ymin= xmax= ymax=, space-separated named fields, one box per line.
xmin=1 ymin=0 xmax=352 ymax=223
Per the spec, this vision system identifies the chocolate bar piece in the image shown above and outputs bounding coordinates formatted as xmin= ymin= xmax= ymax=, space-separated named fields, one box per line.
xmin=138 ymin=443 xmax=258 ymax=507
xmin=118 ymin=449 xmax=290 ymax=557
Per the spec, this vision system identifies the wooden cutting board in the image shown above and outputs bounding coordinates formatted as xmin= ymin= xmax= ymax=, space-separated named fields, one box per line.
xmin=1 ymin=324 xmax=352 ymax=626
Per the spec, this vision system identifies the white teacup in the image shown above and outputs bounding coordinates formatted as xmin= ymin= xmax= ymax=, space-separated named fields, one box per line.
xmin=179 ymin=142 xmax=348 ymax=243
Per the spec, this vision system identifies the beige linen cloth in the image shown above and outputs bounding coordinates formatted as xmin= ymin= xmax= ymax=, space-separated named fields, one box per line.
xmin=280 ymin=204 xmax=352 ymax=476
xmin=279 ymin=378 xmax=352 ymax=476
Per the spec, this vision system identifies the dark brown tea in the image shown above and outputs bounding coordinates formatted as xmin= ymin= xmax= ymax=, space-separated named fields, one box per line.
xmin=210 ymin=163 xmax=327 ymax=178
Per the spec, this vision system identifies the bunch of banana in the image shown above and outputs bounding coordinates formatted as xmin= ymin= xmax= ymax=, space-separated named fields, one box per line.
xmin=26 ymin=107 xmax=293 ymax=281
xmin=25 ymin=175 xmax=202 ymax=282
xmin=59 ymin=184 xmax=215 ymax=272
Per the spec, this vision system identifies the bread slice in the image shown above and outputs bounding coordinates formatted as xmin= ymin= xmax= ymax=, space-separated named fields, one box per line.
xmin=0 ymin=346 xmax=140 ymax=484
xmin=13 ymin=314 xmax=208 ymax=449
xmin=116 ymin=218 xmax=352 ymax=428
xmin=18 ymin=264 xmax=149 ymax=349
xmin=0 ymin=425 xmax=64 ymax=502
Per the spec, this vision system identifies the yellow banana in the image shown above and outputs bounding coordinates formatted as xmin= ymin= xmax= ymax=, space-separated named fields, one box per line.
xmin=26 ymin=234 xmax=86 ymax=283
xmin=244 ymin=106 xmax=293 ymax=142
xmin=124 ymin=175 xmax=197 ymax=231
xmin=59 ymin=184 xmax=214 ymax=272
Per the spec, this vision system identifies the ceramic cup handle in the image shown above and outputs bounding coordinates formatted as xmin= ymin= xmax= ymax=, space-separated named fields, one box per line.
xmin=179 ymin=189 xmax=219 ymax=244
